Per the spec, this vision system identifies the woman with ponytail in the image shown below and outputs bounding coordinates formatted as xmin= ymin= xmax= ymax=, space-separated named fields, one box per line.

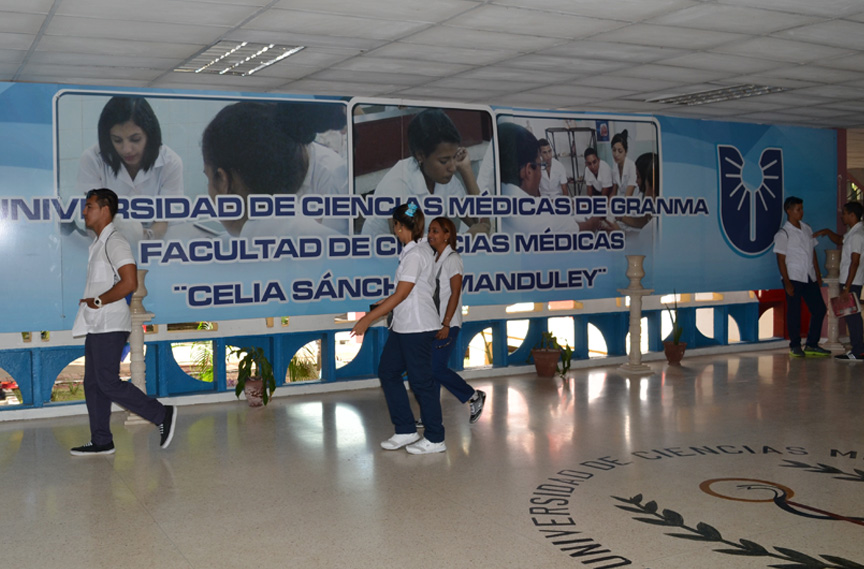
xmin=351 ymin=203 xmax=446 ymax=455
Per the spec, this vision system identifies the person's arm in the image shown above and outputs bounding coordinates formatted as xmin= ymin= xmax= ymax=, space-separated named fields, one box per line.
xmin=844 ymin=253 xmax=860 ymax=293
xmin=351 ymin=280 xmax=415 ymax=336
xmin=776 ymin=253 xmax=794 ymax=297
xmin=437 ymin=273 xmax=463 ymax=340
xmin=454 ymin=147 xmax=490 ymax=233
xmin=813 ymin=228 xmax=843 ymax=246
xmin=812 ymin=250 xmax=823 ymax=287
xmin=559 ymin=183 xmax=569 ymax=196
xmin=601 ymin=185 xmax=614 ymax=198
xmin=81 ymin=263 xmax=138 ymax=308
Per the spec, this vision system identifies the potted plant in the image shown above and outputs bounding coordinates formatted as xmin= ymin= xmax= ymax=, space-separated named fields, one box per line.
xmin=663 ymin=293 xmax=686 ymax=365
xmin=558 ymin=342 xmax=574 ymax=377
xmin=230 ymin=346 xmax=276 ymax=407
xmin=531 ymin=331 xmax=562 ymax=377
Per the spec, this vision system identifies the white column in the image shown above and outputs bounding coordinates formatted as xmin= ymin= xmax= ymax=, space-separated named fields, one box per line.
xmin=618 ymin=255 xmax=654 ymax=374
xmin=125 ymin=269 xmax=155 ymax=426
xmin=823 ymin=249 xmax=844 ymax=352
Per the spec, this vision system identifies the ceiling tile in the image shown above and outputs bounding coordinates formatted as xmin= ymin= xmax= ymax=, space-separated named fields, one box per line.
xmin=422 ymin=77 xmax=516 ymax=92
xmin=310 ymin=68 xmax=434 ymax=87
xmin=599 ymin=24 xmax=748 ymax=50
xmin=45 ymin=15 xmax=225 ymax=44
xmin=657 ymin=52 xmax=779 ymax=74
xmin=538 ymin=41 xmax=685 ymax=63
xmin=815 ymin=53 xmax=864 ymax=72
xmin=575 ymin=75 xmax=685 ymax=93
xmin=717 ymin=0 xmax=864 ymax=18
xmin=225 ymin=30 xmax=384 ymax=51
xmin=391 ymin=86 xmax=499 ymax=102
xmin=456 ymin=65 xmax=576 ymax=84
xmin=608 ymin=63 xmax=734 ymax=83
xmin=366 ymin=42 xmax=509 ymax=66
xmin=279 ymin=78 xmax=395 ymax=96
xmin=759 ymin=64 xmax=864 ymax=84
xmin=774 ymin=20 xmax=864 ymax=51
xmin=0 ymin=31 xmax=33 ymax=50
xmin=445 ymin=4 xmax=624 ymax=39
xmin=245 ymin=9 xmax=430 ymax=40
xmin=490 ymin=0 xmax=700 ymax=22
xmin=403 ymin=26 xmax=563 ymax=52
xmin=793 ymin=84 xmax=864 ymax=100
xmin=332 ymin=56 xmax=470 ymax=77
xmin=712 ymin=37 xmax=853 ymax=64
xmin=54 ymin=0 xmax=257 ymax=25
xmin=0 ymin=11 xmax=47 ymax=33
xmin=497 ymin=54 xmax=628 ymax=74
xmin=528 ymin=84 xmax=635 ymax=100
xmin=647 ymin=4 xmax=816 ymax=34
xmin=272 ymin=0 xmax=480 ymax=22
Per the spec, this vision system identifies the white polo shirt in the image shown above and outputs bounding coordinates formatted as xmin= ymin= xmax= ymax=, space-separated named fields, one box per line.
xmin=391 ymin=238 xmax=439 ymax=334
xmin=584 ymin=160 xmax=613 ymax=195
xmin=840 ymin=221 xmax=864 ymax=285
xmin=434 ymin=245 xmax=464 ymax=328
xmin=71 ymin=222 xmax=135 ymax=337
xmin=773 ymin=220 xmax=817 ymax=283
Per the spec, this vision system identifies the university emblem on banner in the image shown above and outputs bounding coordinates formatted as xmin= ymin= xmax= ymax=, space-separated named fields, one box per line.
xmin=717 ymin=145 xmax=784 ymax=257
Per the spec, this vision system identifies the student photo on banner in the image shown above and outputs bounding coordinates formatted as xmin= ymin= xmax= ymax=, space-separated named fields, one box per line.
xmin=352 ymin=103 xmax=495 ymax=236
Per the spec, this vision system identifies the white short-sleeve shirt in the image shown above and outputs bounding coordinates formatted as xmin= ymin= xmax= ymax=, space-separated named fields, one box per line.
xmin=434 ymin=245 xmax=464 ymax=328
xmin=611 ymin=158 xmax=638 ymax=196
xmin=773 ymin=220 xmax=818 ymax=283
xmin=71 ymin=222 xmax=136 ymax=337
xmin=584 ymin=160 xmax=613 ymax=195
xmin=361 ymin=158 xmax=467 ymax=237
xmin=840 ymin=222 xmax=864 ymax=285
xmin=391 ymin=239 xmax=439 ymax=334
xmin=77 ymin=144 xmax=184 ymax=198
xmin=539 ymin=159 xmax=568 ymax=197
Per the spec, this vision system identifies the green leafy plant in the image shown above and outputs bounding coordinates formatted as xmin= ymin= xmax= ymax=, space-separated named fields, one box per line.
xmin=558 ymin=343 xmax=574 ymax=375
xmin=190 ymin=321 xmax=215 ymax=383
xmin=665 ymin=292 xmax=684 ymax=345
xmin=288 ymin=345 xmax=319 ymax=382
xmin=534 ymin=331 xmax=561 ymax=351
xmin=230 ymin=346 xmax=276 ymax=405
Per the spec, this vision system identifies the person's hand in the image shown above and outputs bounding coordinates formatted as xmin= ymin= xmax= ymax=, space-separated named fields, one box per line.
xmin=579 ymin=216 xmax=604 ymax=232
xmin=813 ymin=228 xmax=828 ymax=238
xmin=467 ymin=220 xmax=491 ymax=235
xmin=454 ymin=147 xmax=471 ymax=173
xmin=351 ymin=316 xmax=370 ymax=338
xmin=784 ymin=281 xmax=795 ymax=296
xmin=435 ymin=325 xmax=450 ymax=340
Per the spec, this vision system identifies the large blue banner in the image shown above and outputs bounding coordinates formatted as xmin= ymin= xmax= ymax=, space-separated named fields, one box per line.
xmin=0 ymin=83 xmax=837 ymax=333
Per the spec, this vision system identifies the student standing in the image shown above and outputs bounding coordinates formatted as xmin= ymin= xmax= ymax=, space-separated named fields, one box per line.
xmin=773 ymin=196 xmax=830 ymax=358
xmin=815 ymin=201 xmax=864 ymax=360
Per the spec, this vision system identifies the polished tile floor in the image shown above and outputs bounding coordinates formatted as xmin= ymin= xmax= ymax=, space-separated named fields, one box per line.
xmin=1 ymin=348 xmax=862 ymax=569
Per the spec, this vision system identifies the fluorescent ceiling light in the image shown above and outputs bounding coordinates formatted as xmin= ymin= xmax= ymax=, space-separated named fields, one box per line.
xmin=647 ymin=83 xmax=788 ymax=105
xmin=175 ymin=41 xmax=305 ymax=77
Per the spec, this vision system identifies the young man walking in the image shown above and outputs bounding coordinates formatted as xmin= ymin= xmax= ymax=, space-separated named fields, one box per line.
xmin=70 ymin=188 xmax=176 ymax=455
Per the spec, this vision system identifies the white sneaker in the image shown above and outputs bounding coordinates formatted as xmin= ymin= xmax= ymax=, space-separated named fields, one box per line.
xmin=380 ymin=432 xmax=421 ymax=450
xmin=406 ymin=438 xmax=447 ymax=455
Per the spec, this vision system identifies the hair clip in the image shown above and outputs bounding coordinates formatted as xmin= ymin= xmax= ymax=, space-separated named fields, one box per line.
xmin=405 ymin=203 xmax=418 ymax=217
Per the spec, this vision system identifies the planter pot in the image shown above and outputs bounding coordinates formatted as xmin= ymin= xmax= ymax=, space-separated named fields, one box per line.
xmin=243 ymin=378 xmax=264 ymax=407
xmin=531 ymin=349 xmax=561 ymax=377
xmin=663 ymin=341 xmax=687 ymax=365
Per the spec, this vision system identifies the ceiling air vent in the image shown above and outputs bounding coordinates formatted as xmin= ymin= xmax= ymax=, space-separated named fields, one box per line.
xmin=647 ymin=84 xmax=787 ymax=106
xmin=174 ymin=41 xmax=304 ymax=77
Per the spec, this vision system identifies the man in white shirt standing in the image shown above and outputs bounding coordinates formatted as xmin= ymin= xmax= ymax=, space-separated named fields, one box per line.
xmin=583 ymin=147 xmax=613 ymax=198
xmin=538 ymin=139 xmax=569 ymax=197
xmin=815 ymin=201 xmax=864 ymax=360
xmin=773 ymin=196 xmax=830 ymax=358
xmin=70 ymin=188 xmax=176 ymax=455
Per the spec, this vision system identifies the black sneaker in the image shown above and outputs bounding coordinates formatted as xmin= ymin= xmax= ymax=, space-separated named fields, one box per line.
xmin=70 ymin=441 xmax=115 ymax=456
xmin=803 ymin=345 xmax=831 ymax=357
xmin=159 ymin=405 xmax=177 ymax=449
xmin=789 ymin=347 xmax=805 ymax=358
xmin=469 ymin=390 xmax=486 ymax=424
xmin=835 ymin=351 xmax=864 ymax=361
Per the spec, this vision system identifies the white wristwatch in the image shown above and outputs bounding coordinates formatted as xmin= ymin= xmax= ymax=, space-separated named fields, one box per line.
xmin=93 ymin=297 xmax=102 ymax=308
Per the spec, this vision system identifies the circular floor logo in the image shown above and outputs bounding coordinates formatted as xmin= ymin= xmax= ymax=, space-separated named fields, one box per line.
xmin=529 ymin=442 xmax=863 ymax=568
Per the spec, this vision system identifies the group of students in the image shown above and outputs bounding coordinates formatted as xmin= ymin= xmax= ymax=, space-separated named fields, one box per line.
xmin=774 ymin=196 xmax=864 ymax=360
xmin=351 ymin=204 xmax=486 ymax=455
